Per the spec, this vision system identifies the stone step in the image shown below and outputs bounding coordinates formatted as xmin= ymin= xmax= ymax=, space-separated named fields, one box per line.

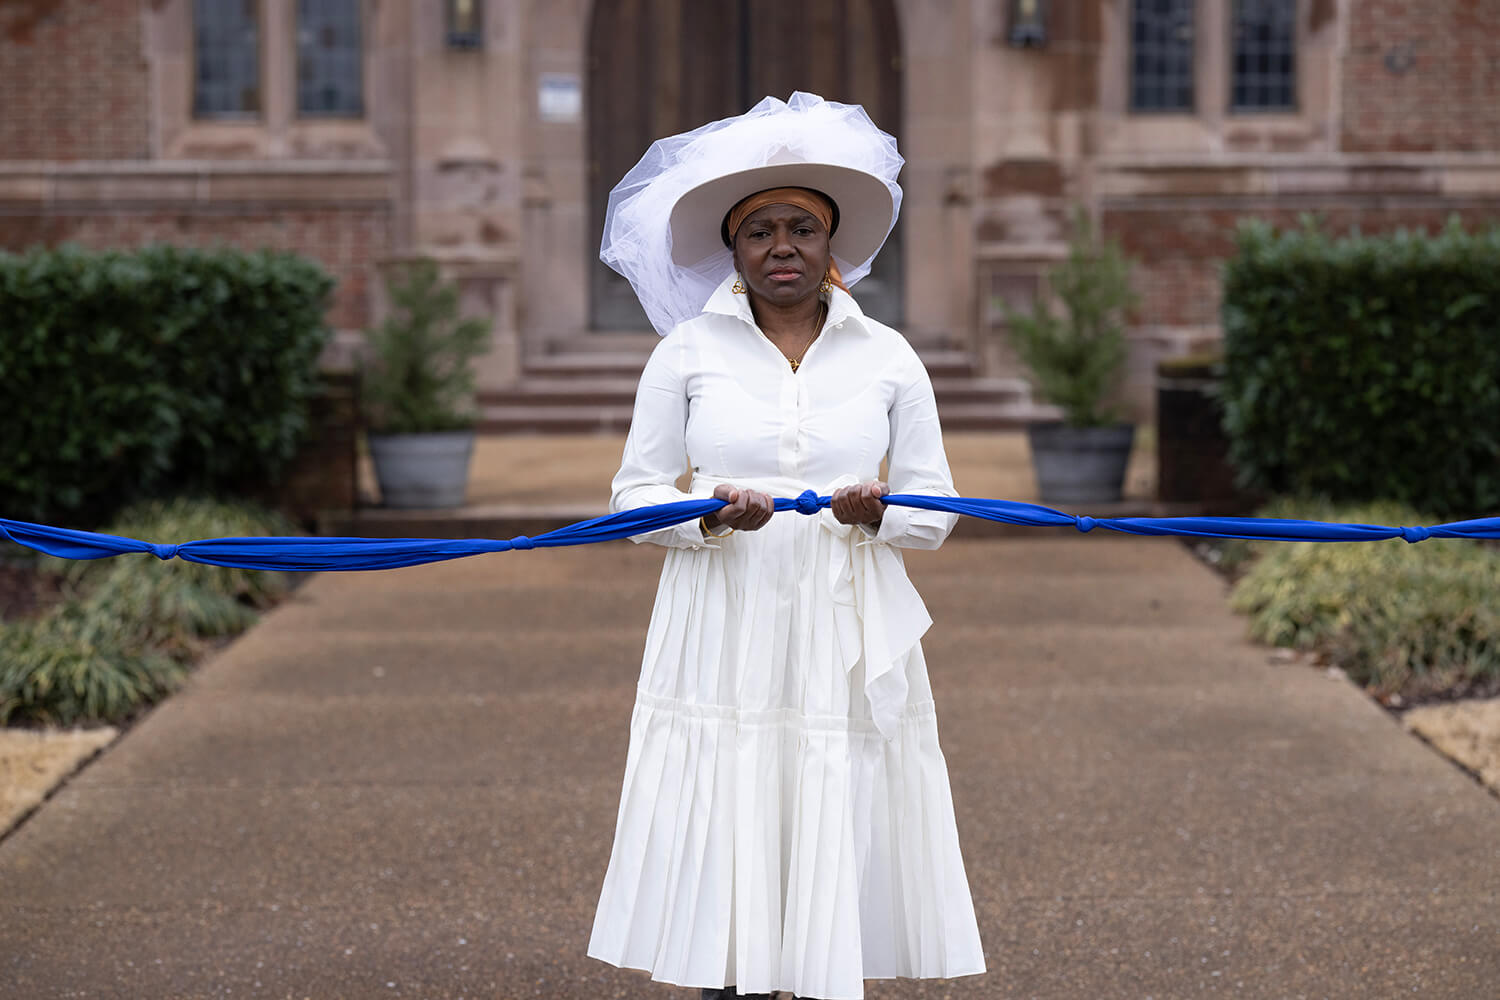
xmin=522 ymin=344 xmax=980 ymax=380
xmin=916 ymin=348 xmax=981 ymax=380
xmin=480 ymin=347 xmax=1032 ymax=433
xmin=937 ymin=401 xmax=1062 ymax=431
xmin=522 ymin=351 xmax=649 ymax=380
xmin=479 ymin=404 xmax=636 ymax=434
xmin=481 ymin=375 xmax=1029 ymax=409
xmin=478 ymin=401 xmax=1057 ymax=434
xmin=931 ymin=376 xmax=1031 ymax=406
xmin=479 ymin=378 xmax=642 ymax=409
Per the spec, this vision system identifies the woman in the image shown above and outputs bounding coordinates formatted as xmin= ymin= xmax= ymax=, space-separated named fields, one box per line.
xmin=587 ymin=94 xmax=985 ymax=1000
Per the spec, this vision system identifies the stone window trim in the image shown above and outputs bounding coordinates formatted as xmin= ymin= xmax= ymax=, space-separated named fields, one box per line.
xmin=1099 ymin=0 xmax=1338 ymax=159
xmin=149 ymin=0 xmax=386 ymax=161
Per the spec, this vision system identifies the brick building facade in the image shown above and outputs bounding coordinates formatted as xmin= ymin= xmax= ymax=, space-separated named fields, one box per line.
xmin=3 ymin=0 xmax=1498 ymax=424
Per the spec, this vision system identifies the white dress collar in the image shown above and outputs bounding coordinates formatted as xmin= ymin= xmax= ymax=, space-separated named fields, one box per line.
xmin=700 ymin=271 xmax=870 ymax=334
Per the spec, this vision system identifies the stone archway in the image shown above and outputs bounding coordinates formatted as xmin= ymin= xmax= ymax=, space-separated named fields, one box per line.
xmin=586 ymin=0 xmax=904 ymax=331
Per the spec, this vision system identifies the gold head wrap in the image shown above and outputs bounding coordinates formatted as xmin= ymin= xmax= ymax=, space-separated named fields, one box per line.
xmin=724 ymin=187 xmax=848 ymax=292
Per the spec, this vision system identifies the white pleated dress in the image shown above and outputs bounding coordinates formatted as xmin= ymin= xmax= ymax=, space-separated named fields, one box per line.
xmin=588 ymin=275 xmax=986 ymax=999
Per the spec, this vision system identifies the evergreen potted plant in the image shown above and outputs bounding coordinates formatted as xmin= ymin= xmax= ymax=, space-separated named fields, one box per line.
xmin=362 ymin=259 xmax=491 ymax=508
xmin=1006 ymin=209 xmax=1140 ymax=504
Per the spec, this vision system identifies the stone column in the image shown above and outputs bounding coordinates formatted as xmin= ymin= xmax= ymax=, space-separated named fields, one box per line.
xmin=902 ymin=0 xmax=977 ymax=348
xmin=400 ymin=0 xmax=524 ymax=388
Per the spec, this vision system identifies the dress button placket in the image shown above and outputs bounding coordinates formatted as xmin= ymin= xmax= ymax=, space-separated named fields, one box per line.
xmin=778 ymin=373 xmax=801 ymax=477
xmin=794 ymin=381 xmax=810 ymax=479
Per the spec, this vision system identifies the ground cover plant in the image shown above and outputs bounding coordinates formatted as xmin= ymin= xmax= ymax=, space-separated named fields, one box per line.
xmin=1225 ymin=498 xmax=1500 ymax=702
xmin=0 ymin=497 xmax=299 ymax=727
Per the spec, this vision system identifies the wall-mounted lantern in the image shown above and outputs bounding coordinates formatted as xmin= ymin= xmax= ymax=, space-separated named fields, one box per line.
xmin=1007 ymin=0 xmax=1049 ymax=48
xmin=446 ymin=0 xmax=484 ymax=50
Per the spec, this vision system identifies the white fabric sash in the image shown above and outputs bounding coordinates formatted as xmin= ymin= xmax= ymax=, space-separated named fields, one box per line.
xmin=691 ymin=473 xmax=932 ymax=740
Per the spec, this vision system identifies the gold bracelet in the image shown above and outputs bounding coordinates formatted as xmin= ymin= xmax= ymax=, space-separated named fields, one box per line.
xmin=700 ymin=516 xmax=735 ymax=538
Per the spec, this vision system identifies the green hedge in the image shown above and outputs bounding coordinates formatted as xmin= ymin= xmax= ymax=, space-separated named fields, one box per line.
xmin=1220 ymin=219 xmax=1500 ymax=518
xmin=0 ymin=245 xmax=334 ymax=524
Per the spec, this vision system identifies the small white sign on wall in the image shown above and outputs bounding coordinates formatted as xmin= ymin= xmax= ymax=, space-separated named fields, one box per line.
xmin=538 ymin=73 xmax=582 ymax=123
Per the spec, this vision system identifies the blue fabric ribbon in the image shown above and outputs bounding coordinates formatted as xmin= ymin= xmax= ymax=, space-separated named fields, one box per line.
xmin=3 ymin=495 xmax=1498 ymax=572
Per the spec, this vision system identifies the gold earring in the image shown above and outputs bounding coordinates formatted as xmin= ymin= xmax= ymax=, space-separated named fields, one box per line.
xmin=732 ymin=273 xmax=747 ymax=294
xmin=818 ymin=272 xmax=833 ymax=295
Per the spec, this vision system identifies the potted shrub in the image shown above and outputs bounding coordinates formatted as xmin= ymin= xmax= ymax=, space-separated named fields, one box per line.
xmin=362 ymin=259 xmax=491 ymax=508
xmin=1006 ymin=209 xmax=1140 ymax=504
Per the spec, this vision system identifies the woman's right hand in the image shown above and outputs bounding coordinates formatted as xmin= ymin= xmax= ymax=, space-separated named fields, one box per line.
xmin=705 ymin=483 xmax=775 ymax=531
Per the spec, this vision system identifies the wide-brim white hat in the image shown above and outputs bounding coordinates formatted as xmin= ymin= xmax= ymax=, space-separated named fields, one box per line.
xmin=600 ymin=92 xmax=904 ymax=335
xmin=668 ymin=160 xmax=896 ymax=268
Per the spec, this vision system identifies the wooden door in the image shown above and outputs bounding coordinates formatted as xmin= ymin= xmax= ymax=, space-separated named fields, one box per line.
xmin=588 ymin=0 xmax=904 ymax=331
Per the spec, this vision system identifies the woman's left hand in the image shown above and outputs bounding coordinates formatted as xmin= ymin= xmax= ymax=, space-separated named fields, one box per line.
xmin=831 ymin=481 xmax=888 ymax=528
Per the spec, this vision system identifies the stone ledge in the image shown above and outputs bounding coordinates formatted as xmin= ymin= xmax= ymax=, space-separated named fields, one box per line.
xmin=1404 ymin=699 xmax=1500 ymax=795
xmin=0 ymin=727 xmax=118 ymax=839
xmin=1096 ymin=157 xmax=1500 ymax=199
xmin=0 ymin=162 xmax=396 ymax=207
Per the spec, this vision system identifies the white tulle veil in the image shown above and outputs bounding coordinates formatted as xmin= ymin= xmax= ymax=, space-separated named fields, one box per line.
xmin=599 ymin=92 xmax=905 ymax=336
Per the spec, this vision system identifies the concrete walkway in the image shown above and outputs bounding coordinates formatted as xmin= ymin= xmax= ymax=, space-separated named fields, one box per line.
xmin=2 ymin=436 xmax=1498 ymax=998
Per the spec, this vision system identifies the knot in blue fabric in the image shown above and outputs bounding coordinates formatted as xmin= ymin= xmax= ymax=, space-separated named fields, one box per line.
xmin=1400 ymin=525 xmax=1430 ymax=543
xmin=1075 ymin=516 xmax=1095 ymax=533
xmin=794 ymin=490 xmax=822 ymax=515
xmin=151 ymin=543 xmax=180 ymax=560
xmin=509 ymin=535 xmax=535 ymax=551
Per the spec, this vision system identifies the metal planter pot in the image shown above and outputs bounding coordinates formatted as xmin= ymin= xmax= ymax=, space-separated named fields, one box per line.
xmin=1026 ymin=422 xmax=1136 ymax=505
xmin=367 ymin=430 xmax=476 ymax=508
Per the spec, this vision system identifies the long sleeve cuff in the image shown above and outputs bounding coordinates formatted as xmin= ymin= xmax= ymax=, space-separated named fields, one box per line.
xmin=858 ymin=495 xmax=958 ymax=550
xmin=613 ymin=485 xmax=723 ymax=550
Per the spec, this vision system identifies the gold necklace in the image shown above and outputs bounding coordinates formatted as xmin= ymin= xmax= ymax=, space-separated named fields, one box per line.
xmin=787 ymin=300 xmax=827 ymax=373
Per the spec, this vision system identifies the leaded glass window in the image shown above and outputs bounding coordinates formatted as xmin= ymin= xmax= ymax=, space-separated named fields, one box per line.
xmin=1130 ymin=0 xmax=1195 ymax=112
xmin=193 ymin=0 xmax=261 ymax=118
xmin=1231 ymin=0 xmax=1296 ymax=111
xmin=297 ymin=0 xmax=364 ymax=117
